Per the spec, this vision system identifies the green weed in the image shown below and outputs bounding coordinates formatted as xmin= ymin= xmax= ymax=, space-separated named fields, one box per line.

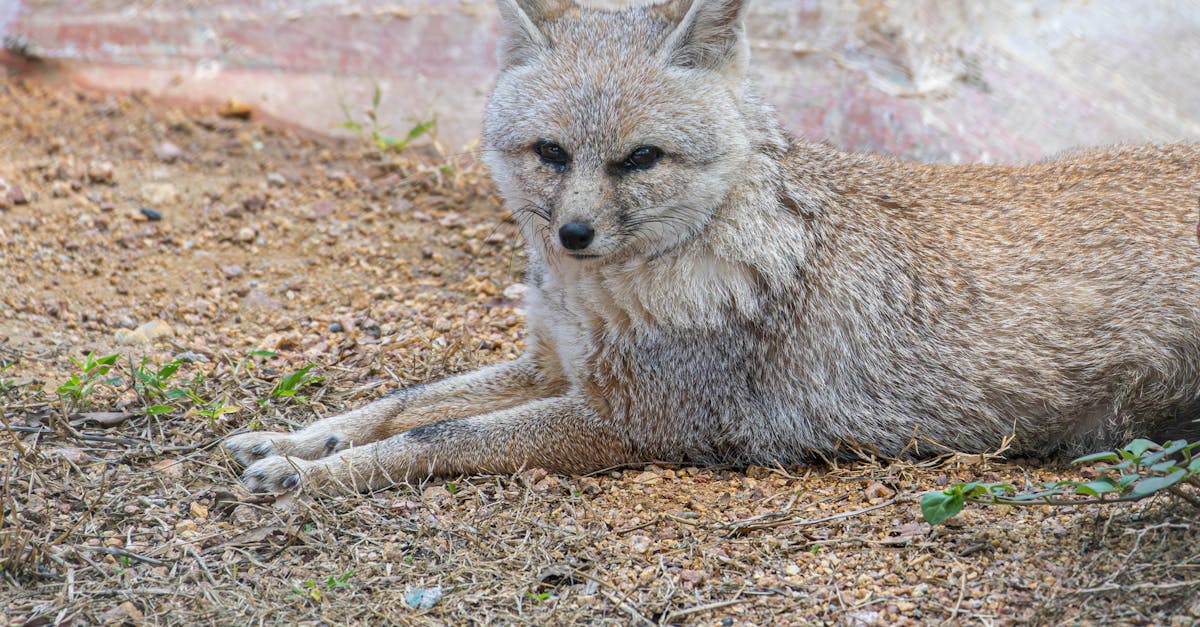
xmin=271 ymin=364 xmax=324 ymax=401
xmin=56 ymin=352 xmax=122 ymax=411
xmin=921 ymin=438 xmax=1200 ymax=525
xmin=339 ymin=85 xmax=435 ymax=154
xmin=290 ymin=568 xmax=354 ymax=603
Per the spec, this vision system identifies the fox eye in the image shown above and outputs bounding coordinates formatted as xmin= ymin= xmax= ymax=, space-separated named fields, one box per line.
xmin=534 ymin=140 xmax=569 ymax=169
xmin=622 ymin=146 xmax=663 ymax=171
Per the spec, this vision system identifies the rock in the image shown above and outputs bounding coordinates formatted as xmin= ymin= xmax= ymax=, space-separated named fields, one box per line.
xmin=404 ymin=586 xmax=443 ymax=610
xmin=99 ymin=601 xmax=143 ymax=625
xmin=140 ymin=207 xmax=163 ymax=221
xmin=438 ymin=212 xmax=463 ymax=228
xmin=50 ymin=447 xmax=91 ymax=465
xmin=87 ymin=160 xmax=115 ymax=184
xmin=257 ymin=332 xmax=299 ymax=352
xmin=266 ymin=172 xmax=287 ymax=187
xmin=231 ymin=504 xmax=261 ymax=525
xmin=864 ymin=481 xmax=896 ymax=500
xmin=241 ymin=195 xmax=266 ymax=212
xmin=136 ymin=319 xmax=174 ymax=340
xmin=114 ymin=328 xmax=150 ymax=345
xmin=242 ymin=288 xmax=282 ymax=310
xmin=151 ymin=458 xmax=184 ymax=479
xmin=502 ymin=283 xmax=528 ymax=302
xmin=236 ymin=226 xmax=257 ymax=243
xmin=141 ymin=182 xmax=178 ymax=206
xmin=154 ymin=140 xmax=184 ymax=162
xmin=328 ymin=322 xmax=344 ymax=333
xmin=173 ymin=351 xmax=210 ymax=363
xmin=306 ymin=198 xmax=338 ymax=220
xmin=50 ymin=181 xmax=71 ymax=198
xmin=218 ymin=99 xmax=254 ymax=119
xmin=222 ymin=264 xmax=243 ymax=278
xmin=9 ymin=185 xmax=28 ymax=205
xmin=629 ymin=535 xmax=652 ymax=554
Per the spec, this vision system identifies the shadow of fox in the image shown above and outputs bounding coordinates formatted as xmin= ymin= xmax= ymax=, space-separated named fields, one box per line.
xmin=225 ymin=0 xmax=1200 ymax=493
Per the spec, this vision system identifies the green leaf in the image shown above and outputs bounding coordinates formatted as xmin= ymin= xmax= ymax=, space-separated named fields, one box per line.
xmin=1131 ymin=469 xmax=1188 ymax=497
xmin=403 ymin=118 xmax=435 ymax=144
xmin=249 ymin=350 xmax=278 ymax=358
xmin=1074 ymin=480 xmax=1117 ymax=496
xmin=1096 ymin=459 xmax=1134 ymax=473
xmin=157 ymin=360 xmax=181 ymax=380
xmin=921 ymin=490 xmax=965 ymax=526
xmin=1123 ymin=439 xmax=1157 ymax=457
xmin=1073 ymin=451 xmax=1120 ymax=465
xmin=1149 ymin=461 xmax=1180 ymax=473
xmin=145 ymin=404 xmax=174 ymax=416
xmin=1189 ymin=458 xmax=1200 ymax=473
xmin=1117 ymin=473 xmax=1142 ymax=487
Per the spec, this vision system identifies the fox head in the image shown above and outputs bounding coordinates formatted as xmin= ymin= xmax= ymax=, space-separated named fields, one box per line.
xmin=482 ymin=0 xmax=767 ymax=265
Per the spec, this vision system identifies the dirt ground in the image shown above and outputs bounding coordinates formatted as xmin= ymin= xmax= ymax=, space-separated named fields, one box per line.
xmin=1 ymin=78 xmax=1198 ymax=626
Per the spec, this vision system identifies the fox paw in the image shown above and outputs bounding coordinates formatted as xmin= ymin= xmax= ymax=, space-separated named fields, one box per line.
xmin=223 ymin=431 xmax=291 ymax=466
xmin=240 ymin=455 xmax=309 ymax=493
xmin=223 ymin=431 xmax=349 ymax=466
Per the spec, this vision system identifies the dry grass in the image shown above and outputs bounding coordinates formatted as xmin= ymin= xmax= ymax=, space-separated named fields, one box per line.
xmin=2 ymin=79 xmax=1199 ymax=626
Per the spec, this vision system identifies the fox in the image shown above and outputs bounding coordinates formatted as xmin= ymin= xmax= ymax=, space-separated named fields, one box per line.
xmin=224 ymin=0 xmax=1200 ymax=493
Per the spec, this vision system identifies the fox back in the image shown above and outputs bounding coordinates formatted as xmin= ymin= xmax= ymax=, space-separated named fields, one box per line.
xmin=481 ymin=0 xmax=1200 ymax=461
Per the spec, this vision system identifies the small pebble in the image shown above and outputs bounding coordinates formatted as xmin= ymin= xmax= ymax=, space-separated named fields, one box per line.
xmin=140 ymin=207 xmax=163 ymax=221
xmin=154 ymin=140 xmax=184 ymax=162
xmin=87 ymin=160 xmax=115 ymax=184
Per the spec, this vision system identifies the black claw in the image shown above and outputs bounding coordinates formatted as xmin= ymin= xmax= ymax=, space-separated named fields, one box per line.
xmin=324 ymin=435 xmax=341 ymax=452
xmin=281 ymin=475 xmax=300 ymax=490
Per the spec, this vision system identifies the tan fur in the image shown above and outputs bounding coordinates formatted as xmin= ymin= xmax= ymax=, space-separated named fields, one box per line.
xmin=224 ymin=0 xmax=1200 ymax=494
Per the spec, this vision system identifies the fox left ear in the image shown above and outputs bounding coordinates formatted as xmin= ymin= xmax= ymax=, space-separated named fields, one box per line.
xmin=495 ymin=0 xmax=570 ymax=68
xmin=660 ymin=0 xmax=751 ymax=76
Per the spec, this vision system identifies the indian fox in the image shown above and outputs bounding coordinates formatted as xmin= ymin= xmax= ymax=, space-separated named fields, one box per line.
xmin=224 ymin=0 xmax=1200 ymax=493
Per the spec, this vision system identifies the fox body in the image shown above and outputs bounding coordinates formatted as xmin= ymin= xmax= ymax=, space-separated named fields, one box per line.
xmin=225 ymin=0 xmax=1200 ymax=493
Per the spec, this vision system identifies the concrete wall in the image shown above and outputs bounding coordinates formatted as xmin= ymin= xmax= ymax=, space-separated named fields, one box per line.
xmin=5 ymin=0 xmax=1200 ymax=162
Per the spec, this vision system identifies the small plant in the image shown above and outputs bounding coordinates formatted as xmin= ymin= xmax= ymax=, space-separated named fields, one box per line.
xmin=0 ymin=360 xmax=16 ymax=394
xmin=271 ymin=364 xmax=324 ymax=401
xmin=290 ymin=568 xmax=354 ymax=603
xmin=921 ymin=438 xmax=1200 ymax=525
xmin=132 ymin=356 xmax=185 ymax=416
xmin=194 ymin=395 xmax=240 ymax=423
xmin=339 ymin=85 xmax=435 ymax=154
xmin=56 ymin=352 xmax=122 ymax=410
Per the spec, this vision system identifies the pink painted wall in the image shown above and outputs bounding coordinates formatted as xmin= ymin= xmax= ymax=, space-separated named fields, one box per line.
xmin=5 ymin=0 xmax=1200 ymax=162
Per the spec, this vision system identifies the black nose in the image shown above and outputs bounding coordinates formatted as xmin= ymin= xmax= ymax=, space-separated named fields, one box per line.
xmin=558 ymin=222 xmax=595 ymax=251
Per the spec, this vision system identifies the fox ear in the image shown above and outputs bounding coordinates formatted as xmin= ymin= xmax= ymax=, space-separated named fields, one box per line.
xmin=660 ymin=0 xmax=750 ymax=75
xmin=495 ymin=0 xmax=565 ymax=67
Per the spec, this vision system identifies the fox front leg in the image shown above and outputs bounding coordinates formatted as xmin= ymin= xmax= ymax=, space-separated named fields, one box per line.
xmin=238 ymin=396 xmax=637 ymax=493
xmin=223 ymin=356 xmax=562 ymax=466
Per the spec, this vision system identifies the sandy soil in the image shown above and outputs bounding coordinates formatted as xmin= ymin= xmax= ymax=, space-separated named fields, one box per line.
xmin=1 ymin=79 xmax=1198 ymax=626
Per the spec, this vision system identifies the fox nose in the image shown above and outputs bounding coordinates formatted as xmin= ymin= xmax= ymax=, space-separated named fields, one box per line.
xmin=558 ymin=222 xmax=595 ymax=251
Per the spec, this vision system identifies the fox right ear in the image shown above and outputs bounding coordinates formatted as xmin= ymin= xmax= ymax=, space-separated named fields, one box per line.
xmin=495 ymin=0 xmax=563 ymax=67
xmin=660 ymin=0 xmax=751 ymax=76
